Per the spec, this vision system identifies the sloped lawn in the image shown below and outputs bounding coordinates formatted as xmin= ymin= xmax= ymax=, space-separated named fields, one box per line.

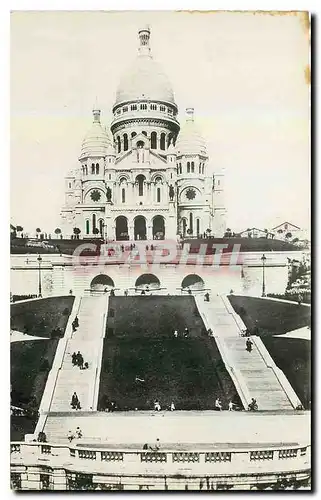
xmin=228 ymin=295 xmax=310 ymax=336
xmin=261 ymin=337 xmax=311 ymax=409
xmin=10 ymin=296 xmax=75 ymax=439
xmin=11 ymin=296 xmax=74 ymax=338
xmin=98 ymin=296 xmax=241 ymax=411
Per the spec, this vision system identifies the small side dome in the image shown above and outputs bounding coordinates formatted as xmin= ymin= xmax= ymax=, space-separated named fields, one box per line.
xmin=176 ymin=108 xmax=207 ymax=157
xmin=79 ymin=108 xmax=112 ymax=160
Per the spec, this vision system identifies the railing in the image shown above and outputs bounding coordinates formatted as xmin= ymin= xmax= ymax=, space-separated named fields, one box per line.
xmin=92 ymin=296 xmax=109 ymax=411
xmin=10 ymin=441 xmax=311 ymax=476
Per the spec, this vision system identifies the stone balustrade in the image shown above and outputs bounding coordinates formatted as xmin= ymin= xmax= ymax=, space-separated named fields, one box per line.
xmin=10 ymin=440 xmax=311 ymax=491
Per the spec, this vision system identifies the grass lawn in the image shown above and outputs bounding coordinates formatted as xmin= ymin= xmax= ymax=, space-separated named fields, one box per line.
xmin=98 ymin=296 xmax=240 ymax=411
xmin=228 ymin=295 xmax=311 ymax=336
xmin=10 ymin=296 xmax=74 ymax=439
xmin=261 ymin=337 xmax=311 ymax=409
xmin=11 ymin=339 xmax=59 ymax=408
xmin=10 ymin=296 xmax=74 ymax=338
xmin=228 ymin=295 xmax=311 ymax=410
xmin=185 ymin=237 xmax=299 ymax=253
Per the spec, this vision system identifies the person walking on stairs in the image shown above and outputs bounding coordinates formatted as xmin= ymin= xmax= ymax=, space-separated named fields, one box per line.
xmin=71 ymin=392 xmax=79 ymax=410
xmin=71 ymin=352 xmax=77 ymax=366
xmin=246 ymin=338 xmax=253 ymax=352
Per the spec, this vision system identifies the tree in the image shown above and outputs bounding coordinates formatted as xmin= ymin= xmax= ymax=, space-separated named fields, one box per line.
xmin=285 ymin=232 xmax=293 ymax=239
xmin=16 ymin=225 xmax=23 ymax=233
xmin=54 ymin=228 xmax=61 ymax=237
xmin=36 ymin=228 xmax=41 ymax=238
xmin=73 ymin=227 xmax=81 ymax=240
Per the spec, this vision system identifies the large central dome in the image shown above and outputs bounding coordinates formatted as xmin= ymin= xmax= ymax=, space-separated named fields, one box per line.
xmin=114 ymin=27 xmax=176 ymax=107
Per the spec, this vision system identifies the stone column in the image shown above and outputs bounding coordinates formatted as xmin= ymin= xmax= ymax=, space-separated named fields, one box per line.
xmin=128 ymin=223 xmax=135 ymax=241
xmin=147 ymin=221 xmax=153 ymax=240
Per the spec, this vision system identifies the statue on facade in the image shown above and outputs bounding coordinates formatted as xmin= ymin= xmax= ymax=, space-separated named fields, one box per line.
xmin=106 ymin=187 xmax=112 ymax=202
xmin=169 ymin=184 xmax=175 ymax=201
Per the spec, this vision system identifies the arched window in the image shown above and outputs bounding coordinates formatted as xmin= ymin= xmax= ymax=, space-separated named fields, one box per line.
xmin=123 ymin=133 xmax=128 ymax=151
xmin=131 ymin=132 xmax=137 ymax=138
xmin=157 ymin=187 xmax=161 ymax=203
xmin=191 ymin=161 xmax=195 ymax=173
xmin=122 ymin=188 xmax=125 ymax=203
xmin=92 ymin=214 xmax=96 ymax=232
xmin=117 ymin=136 xmax=121 ymax=153
xmin=99 ymin=219 xmax=104 ymax=236
xmin=96 ymin=163 xmax=99 ymax=174
xmin=123 ymin=106 xmax=128 ymax=112
xmin=136 ymin=175 xmax=145 ymax=196
xmin=130 ymin=104 xmax=137 ymax=111
xmin=91 ymin=163 xmax=95 ymax=174
xmin=196 ymin=219 xmax=200 ymax=236
xmin=202 ymin=164 xmax=204 ymax=174
xmin=151 ymin=131 xmax=157 ymax=149
xmin=187 ymin=162 xmax=190 ymax=173
xmin=199 ymin=164 xmax=201 ymax=174
xmin=189 ymin=212 xmax=193 ymax=234
xmin=180 ymin=164 xmax=182 ymax=174
xmin=86 ymin=220 xmax=90 ymax=234
xmin=160 ymin=133 xmax=165 ymax=150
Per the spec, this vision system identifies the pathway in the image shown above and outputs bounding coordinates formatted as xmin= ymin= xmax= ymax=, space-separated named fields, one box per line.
xmin=196 ymin=294 xmax=301 ymax=410
xmin=47 ymin=295 xmax=108 ymax=413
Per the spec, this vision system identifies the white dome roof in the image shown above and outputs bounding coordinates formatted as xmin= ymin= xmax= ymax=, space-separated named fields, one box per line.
xmin=114 ymin=27 xmax=176 ymax=106
xmin=176 ymin=108 xmax=207 ymax=156
xmin=79 ymin=109 xmax=112 ymax=160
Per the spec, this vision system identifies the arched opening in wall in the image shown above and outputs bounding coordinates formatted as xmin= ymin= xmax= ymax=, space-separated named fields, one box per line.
xmin=157 ymin=187 xmax=161 ymax=203
xmin=136 ymin=174 xmax=146 ymax=196
xmin=160 ymin=133 xmax=165 ymax=150
xmin=121 ymin=188 xmax=126 ymax=203
xmin=137 ymin=141 xmax=144 ymax=149
xmin=153 ymin=215 xmax=165 ymax=240
xmin=91 ymin=163 xmax=95 ymax=174
xmin=187 ymin=162 xmax=190 ymax=173
xmin=117 ymin=136 xmax=121 ymax=153
xmin=151 ymin=131 xmax=157 ymax=149
xmin=96 ymin=163 xmax=99 ymax=174
xmin=115 ymin=216 xmax=128 ymax=241
xmin=92 ymin=214 xmax=96 ymax=232
xmin=189 ymin=212 xmax=193 ymax=234
xmin=196 ymin=218 xmax=200 ymax=237
xmin=134 ymin=215 xmax=146 ymax=240
xmin=123 ymin=134 xmax=128 ymax=151
xmin=135 ymin=273 xmax=160 ymax=290
xmin=86 ymin=220 xmax=90 ymax=235
xmin=90 ymin=274 xmax=115 ymax=292
xmin=181 ymin=274 xmax=205 ymax=291
xmin=191 ymin=161 xmax=195 ymax=173
xmin=202 ymin=164 xmax=205 ymax=174
xmin=131 ymin=132 xmax=137 ymax=139
xmin=99 ymin=219 xmax=104 ymax=237
xmin=181 ymin=218 xmax=187 ymax=237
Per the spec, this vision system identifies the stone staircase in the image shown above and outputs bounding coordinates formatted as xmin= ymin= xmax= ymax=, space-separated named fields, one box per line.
xmin=48 ymin=295 xmax=108 ymax=413
xmin=195 ymin=294 xmax=244 ymax=338
xmin=195 ymin=294 xmax=299 ymax=411
xmin=222 ymin=337 xmax=293 ymax=410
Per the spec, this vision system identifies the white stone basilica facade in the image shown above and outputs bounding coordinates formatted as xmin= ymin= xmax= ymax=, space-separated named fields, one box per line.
xmin=61 ymin=27 xmax=226 ymax=241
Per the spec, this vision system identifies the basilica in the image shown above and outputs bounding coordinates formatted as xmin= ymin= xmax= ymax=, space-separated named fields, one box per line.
xmin=60 ymin=26 xmax=226 ymax=241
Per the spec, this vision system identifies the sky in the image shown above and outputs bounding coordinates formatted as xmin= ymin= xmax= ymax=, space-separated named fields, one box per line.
xmin=10 ymin=10 xmax=310 ymax=234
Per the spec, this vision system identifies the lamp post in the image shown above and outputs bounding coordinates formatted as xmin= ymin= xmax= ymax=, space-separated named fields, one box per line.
xmin=261 ymin=253 xmax=267 ymax=297
xmin=37 ymin=255 xmax=42 ymax=298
